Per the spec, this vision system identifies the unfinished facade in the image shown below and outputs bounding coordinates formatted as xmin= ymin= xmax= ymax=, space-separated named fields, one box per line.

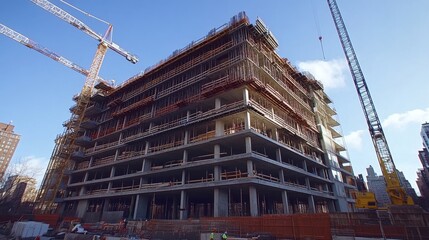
xmin=60 ymin=13 xmax=356 ymax=222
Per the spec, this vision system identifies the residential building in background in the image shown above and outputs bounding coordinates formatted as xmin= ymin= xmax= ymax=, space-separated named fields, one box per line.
xmin=0 ymin=122 xmax=20 ymax=180
xmin=355 ymin=174 xmax=368 ymax=192
xmin=39 ymin=13 xmax=357 ymax=222
xmin=0 ymin=175 xmax=37 ymax=214
xmin=397 ymin=170 xmax=418 ymax=203
xmin=366 ymin=165 xmax=391 ymax=207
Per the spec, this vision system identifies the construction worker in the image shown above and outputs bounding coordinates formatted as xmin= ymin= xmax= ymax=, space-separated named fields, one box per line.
xmin=221 ymin=231 xmax=228 ymax=240
xmin=209 ymin=231 xmax=214 ymax=240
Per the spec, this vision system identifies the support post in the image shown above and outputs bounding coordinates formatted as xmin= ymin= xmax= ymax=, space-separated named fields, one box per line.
xmin=281 ymin=190 xmax=290 ymax=214
xmin=179 ymin=190 xmax=188 ymax=219
xmin=214 ymin=188 xmax=228 ymax=217
xmin=249 ymin=186 xmax=258 ymax=216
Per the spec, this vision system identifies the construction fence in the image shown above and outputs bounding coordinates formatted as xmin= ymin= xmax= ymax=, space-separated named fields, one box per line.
xmin=9 ymin=210 xmax=429 ymax=240
xmin=123 ymin=213 xmax=429 ymax=240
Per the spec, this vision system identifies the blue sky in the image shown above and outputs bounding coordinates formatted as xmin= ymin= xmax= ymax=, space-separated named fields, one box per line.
xmin=1 ymin=1 xmax=428 ymax=194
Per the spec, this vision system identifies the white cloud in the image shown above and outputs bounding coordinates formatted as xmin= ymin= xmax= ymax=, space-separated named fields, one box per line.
xmin=344 ymin=130 xmax=365 ymax=150
xmin=383 ymin=108 xmax=429 ymax=129
xmin=297 ymin=58 xmax=348 ymax=89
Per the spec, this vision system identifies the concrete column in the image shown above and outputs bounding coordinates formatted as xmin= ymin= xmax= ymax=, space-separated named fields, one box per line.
xmin=134 ymin=194 xmax=149 ymax=220
xmin=122 ymin=116 xmax=127 ymax=129
xmin=302 ymin=160 xmax=308 ymax=172
xmin=181 ymin=170 xmax=186 ymax=184
xmin=276 ymin=148 xmax=282 ymax=163
xmin=214 ymin=166 xmax=221 ymax=181
xmin=184 ymin=130 xmax=189 ymax=144
xmin=215 ymin=120 xmax=225 ymax=136
xmin=83 ymin=172 xmax=89 ymax=182
xmin=274 ymin=128 xmax=279 ymax=142
xmin=89 ymin=157 xmax=94 ymax=167
xmin=328 ymin=200 xmax=336 ymax=213
xmin=102 ymin=198 xmax=110 ymax=212
xmin=79 ymin=186 xmax=86 ymax=196
xmin=110 ymin=166 xmax=115 ymax=177
xmin=281 ymin=191 xmax=290 ymax=214
xmin=144 ymin=141 xmax=150 ymax=155
xmin=247 ymin=160 xmax=254 ymax=177
xmin=76 ymin=200 xmax=89 ymax=218
xmin=305 ymin=177 xmax=310 ymax=189
xmin=244 ymin=111 xmax=251 ymax=130
xmin=186 ymin=110 xmax=191 ymax=121
xmin=179 ymin=190 xmax=188 ymax=219
xmin=114 ymin=149 xmax=119 ymax=161
xmin=214 ymin=144 xmax=220 ymax=159
xmin=308 ymin=195 xmax=315 ymax=213
xmin=129 ymin=195 xmax=136 ymax=219
xmin=142 ymin=159 xmax=151 ymax=172
xmin=214 ymin=188 xmax=228 ymax=217
xmin=118 ymin=131 xmax=123 ymax=143
xmin=243 ymin=88 xmax=249 ymax=105
xmin=249 ymin=186 xmax=258 ymax=216
xmin=214 ymin=144 xmax=221 ymax=181
xmin=279 ymin=169 xmax=285 ymax=183
xmin=215 ymin=98 xmax=222 ymax=109
xmin=183 ymin=149 xmax=188 ymax=163
xmin=245 ymin=136 xmax=252 ymax=153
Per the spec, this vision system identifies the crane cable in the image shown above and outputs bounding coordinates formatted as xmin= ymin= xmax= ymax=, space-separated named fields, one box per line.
xmin=310 ymin=0 xmax=326 ymax=60
xmin=60 ymin=0 xmax=110 ymax=26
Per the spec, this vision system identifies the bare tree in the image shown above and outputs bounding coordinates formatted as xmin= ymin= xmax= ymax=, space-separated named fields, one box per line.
xmin=0 ymin=158 xmax=41 ymax=214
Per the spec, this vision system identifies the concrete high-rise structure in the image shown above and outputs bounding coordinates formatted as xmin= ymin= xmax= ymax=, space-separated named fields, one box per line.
xmin=366 ymin=165 xmax=391 ymax=207
xmin=417 ymin=123 xmax=429 ymax=207
xmin=48 ymin=13 xmax=356 ymax=222
xmin=421 ymin=122 xmax=429 ymax=151
xmin=417 ymin=149 xmax=429 ymax=199
xmin=0 ymin=122 xmax=20 ymax=180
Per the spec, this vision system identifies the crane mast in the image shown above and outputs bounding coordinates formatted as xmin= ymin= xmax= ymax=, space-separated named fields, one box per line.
xmin=31 ymin=0 xmax=138 ymax=213
xmin=326 ymin=0 xmax=413 ymax=205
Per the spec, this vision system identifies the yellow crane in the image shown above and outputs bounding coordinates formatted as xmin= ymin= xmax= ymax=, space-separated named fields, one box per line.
xmin=327 ymin=0 xmax=413 ymax=207
xmin=29 ymin=0 xmax=138 ymax=213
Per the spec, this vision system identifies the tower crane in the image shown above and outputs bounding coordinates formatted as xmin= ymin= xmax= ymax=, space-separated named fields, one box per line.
xmin=0 ymin=23 xmax=105 ymax=82
xmin=326 ymin=0 xmax=413 ymax=206
xmin=31 ymin=0 xmax=139 ymax=214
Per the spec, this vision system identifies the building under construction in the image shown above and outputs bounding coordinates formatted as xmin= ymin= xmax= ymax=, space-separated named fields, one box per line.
xmin=53 ymin=13 xmax=356 ymax=222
